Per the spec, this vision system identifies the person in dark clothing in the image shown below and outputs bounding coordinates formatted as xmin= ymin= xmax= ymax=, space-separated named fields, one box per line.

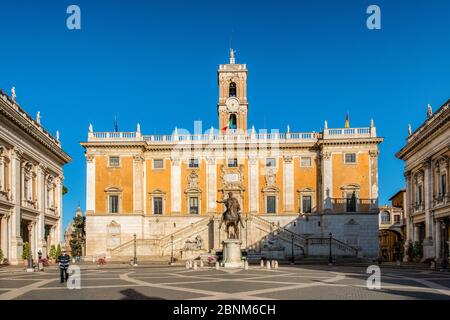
xmin=58 ymin=249 xmax=71 ymax=283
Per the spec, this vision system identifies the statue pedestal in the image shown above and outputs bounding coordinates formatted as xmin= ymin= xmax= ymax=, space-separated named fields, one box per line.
xmin=221 ymin=239 xmax=244 ymax=268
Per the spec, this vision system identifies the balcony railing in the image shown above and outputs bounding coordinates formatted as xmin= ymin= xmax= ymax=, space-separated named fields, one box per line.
xmin=325 ymin=198 xmax=378 ymax=213
xmin=88 ymin=126 xmax=376 ymax=143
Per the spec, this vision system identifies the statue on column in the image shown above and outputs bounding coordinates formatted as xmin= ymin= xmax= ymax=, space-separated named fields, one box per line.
xmin=217 ymin=192 xmax=244 ymax=239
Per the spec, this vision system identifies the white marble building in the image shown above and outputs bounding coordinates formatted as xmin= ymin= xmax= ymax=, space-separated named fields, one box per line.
xmin=397 ymin=101 xmax=450 ymax=262
xmin=0 ymin=88 xmax=71 ymax=265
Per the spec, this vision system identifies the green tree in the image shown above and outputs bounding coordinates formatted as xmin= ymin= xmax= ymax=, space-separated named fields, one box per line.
xmin=55 ymin=244 xmax=61 ymax=260
xmin=49 ymin=245 xmax=56 ymax=259
xmin=62 ymin=186 xmax=68 ymax=195
xmin=22 ymin=242 xmax=30 ymax=260
xmin=69 ymin=214 xmax=86 ymax=257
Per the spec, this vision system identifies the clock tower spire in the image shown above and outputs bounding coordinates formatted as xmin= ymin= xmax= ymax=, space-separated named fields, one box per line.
xmin=217 ymin=49 xmax=248 ymax=133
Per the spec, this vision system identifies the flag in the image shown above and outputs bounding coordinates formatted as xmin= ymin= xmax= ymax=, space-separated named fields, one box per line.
xmin=221 ymin=117 xmax=232 ymax=132
xmin=114 ymin=115 xmax=118 ymax=132
xmin=344 ymin=112 xmax=350 ymax=128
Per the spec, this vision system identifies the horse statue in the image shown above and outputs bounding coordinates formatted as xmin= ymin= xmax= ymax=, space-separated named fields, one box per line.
xmin=217 ymin=192 xmax=244 ymax=239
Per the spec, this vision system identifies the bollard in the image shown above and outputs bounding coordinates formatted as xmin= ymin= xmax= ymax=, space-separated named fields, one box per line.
xmin=200 ymin=260 xmax=204 ymax=268
xmin=271 ymin=260 xmax=275 ymax=268
xmin=215 ymin=261 xmax=220 ymax=270
xmin=260 ymin=259 xmax=264 ymax=268
xmin=266 ymin=260 xmax=271 ymax=270
xmin=274 ymin=260 xmax=279 ymax=269
xmin=193 ymin=261 xmax=198 ymax=270
xmin=185 ymin=261 xmax=190 ymax=269
xmin=244 ymin=260 xmax=249 ymax=270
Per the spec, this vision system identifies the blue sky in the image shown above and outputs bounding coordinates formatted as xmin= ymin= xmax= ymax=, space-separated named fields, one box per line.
xmin=1 ymin=0 xmax=450 ymax=230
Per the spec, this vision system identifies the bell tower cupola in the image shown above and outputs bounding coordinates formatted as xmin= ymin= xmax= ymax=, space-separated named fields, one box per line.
xmin=217 ymin=49 xmax=248 ymax=133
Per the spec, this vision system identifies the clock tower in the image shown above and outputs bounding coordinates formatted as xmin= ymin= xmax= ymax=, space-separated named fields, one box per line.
xmin=217 ymin=49 xmax=248 ymax=133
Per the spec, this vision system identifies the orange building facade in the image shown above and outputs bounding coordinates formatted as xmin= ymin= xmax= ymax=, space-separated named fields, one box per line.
xmin=81 ymin=51 xmax=382 ymax=261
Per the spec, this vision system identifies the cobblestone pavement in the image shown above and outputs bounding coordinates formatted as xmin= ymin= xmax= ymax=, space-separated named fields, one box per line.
xmin=0 ymin=264 xmax=449 ymax=300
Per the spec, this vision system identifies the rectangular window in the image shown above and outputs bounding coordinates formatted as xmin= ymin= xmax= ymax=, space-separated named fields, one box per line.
xmin=227 ymin=158 xmax=238 ymax=167
xmin=109 ymin=156 xmax=120 ymax=167
xmin=153 ymin=197 xmax=163 ymax=214
xmin=189 ymin=197 xmax=199 ymax=214
xmin=266 ymin=158 xmax=276 ymax=168
xmin=394 ymin=215 xmax=400 ymax=224
xmin=300 ymin=157 xmax=312 ymax=167
xmin=153 ymin=159 xmax=164 ymax=169
xmin=418 ymin=185 xmax=423 ymax=204
xmin=302 ymin=195 xmax=312 ymax=213
xmin=267 ymin=196 xmax=276 ymax=214
xmin=188 ymin=159 xmax=199 ymax=168
xmin=344 ymin=153 xmax=357 ymax=164
xmin=109 ymin=195 xmax=119 ymax=213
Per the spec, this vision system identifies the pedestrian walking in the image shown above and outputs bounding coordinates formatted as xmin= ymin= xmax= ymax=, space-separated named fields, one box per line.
xmin=58 ymin=248 xmax=70 ymax=283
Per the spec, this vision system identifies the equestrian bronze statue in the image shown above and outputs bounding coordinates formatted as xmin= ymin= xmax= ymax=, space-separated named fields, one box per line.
xmin=217 ymin=192 xmax=245 ymax=239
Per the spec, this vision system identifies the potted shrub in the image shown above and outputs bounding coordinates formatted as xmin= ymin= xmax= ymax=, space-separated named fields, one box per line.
xmin=412 ymin=241 xmax=423 ymax=263
xmin=22 ymin=242 xmax=30 ymax=267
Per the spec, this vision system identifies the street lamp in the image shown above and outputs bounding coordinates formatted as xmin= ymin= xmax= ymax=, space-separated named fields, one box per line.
xmin=133 ymin=233 xmax=138 ymax=266
xmin=328 ymin=232 xmax=333 ymax=266
xmin=170 ymin=235 xmax=174 ymax=265
xmin=27 ymin=224 xmax=33 ymax=272
xmin=291 ymin=234 xmax=295 ymax=264
xmin=442 ymin=222 xmax=448 ymax=270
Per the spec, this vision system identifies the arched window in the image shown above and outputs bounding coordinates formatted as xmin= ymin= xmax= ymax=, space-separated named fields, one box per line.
xmin=380 ymin=211 xmax=391 ymax=225
xmin=229 ymin=82 xmax=237 ymax=97
xmin=229 ymin=114 xmax=237 ymax=129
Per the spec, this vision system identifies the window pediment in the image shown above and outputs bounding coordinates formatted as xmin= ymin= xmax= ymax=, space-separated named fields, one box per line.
xmin=104 ymin=186 xmax=122 ymax=193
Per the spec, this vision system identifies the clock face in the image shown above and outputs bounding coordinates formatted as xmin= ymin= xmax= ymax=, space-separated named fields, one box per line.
xmin=226 ymin=97 xmax=240 ymax=112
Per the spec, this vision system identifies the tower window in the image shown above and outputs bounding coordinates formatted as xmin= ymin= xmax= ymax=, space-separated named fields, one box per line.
xmin=229 ymin=114 xmax=237 ymax=129
xmin=229 ymin=82 xmax=237 ymax=97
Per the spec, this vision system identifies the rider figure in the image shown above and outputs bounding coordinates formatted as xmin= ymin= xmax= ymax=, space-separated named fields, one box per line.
xmin=217 ymin=192 xmax=244 ymax=239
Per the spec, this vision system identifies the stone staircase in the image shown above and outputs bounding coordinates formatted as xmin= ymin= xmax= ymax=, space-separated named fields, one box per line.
xmin=248 ymin=214 xmax=359 ymax=259
xmin=108 ymin=217 xmax=211 ymax=259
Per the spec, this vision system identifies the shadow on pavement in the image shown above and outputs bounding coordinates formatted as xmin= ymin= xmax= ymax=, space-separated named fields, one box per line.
xmin=119 ymin=288 xmax=165 ymax=300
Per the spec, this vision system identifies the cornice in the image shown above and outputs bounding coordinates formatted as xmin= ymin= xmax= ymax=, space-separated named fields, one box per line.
xmin=0 ymin=96 xmax=71 ymax=164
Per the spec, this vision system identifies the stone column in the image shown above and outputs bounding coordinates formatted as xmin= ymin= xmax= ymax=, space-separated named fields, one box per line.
xmin=322 ymin=151 xmax=333 ymax=211
xmin=414 ymin=225 xmax=420 ymax=243
xmin=36 ymin=164 xmax=47 ymax=256
xmin=55 ymin=176 xmax=63 ymax=246
xmin=0 ymin=215 xmax=8 ymax=260
xmin=283 ymin=155 xmax=294 ymax=213
xmin=369 ymin=150 xmax=379 ymax=209
xmin=171 ymin=157 xmax=181 ymax=214
xmin=0 ymin=147 xmax=5 ymax=191
xmin=206 ymin=157 xmax=217 ymax=214
xmin=435 ymin=219 xmax=441 ymax=259
xmin=133 ymin=155 xmax=144 ymax=214
xmin=86 ymin=154 xmax=96 ymax=214
xmin=423 ymin=158 xmax=434 ymax=258
xmin=248 ymin=155 xmax=259 ymax=213
xmin=10 ymin=148 xmax=23 ymax=265
xmin=404 ymin=171 xmax=413 ymax=261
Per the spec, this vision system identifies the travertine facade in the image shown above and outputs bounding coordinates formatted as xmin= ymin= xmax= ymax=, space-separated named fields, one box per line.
xmin=0 ymin=89 xmax=71 ymax=265
xmin=81 ymin=51 xmax=383 ymax=260
xmin=397 ymin=101 xmax=450 ymax=263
